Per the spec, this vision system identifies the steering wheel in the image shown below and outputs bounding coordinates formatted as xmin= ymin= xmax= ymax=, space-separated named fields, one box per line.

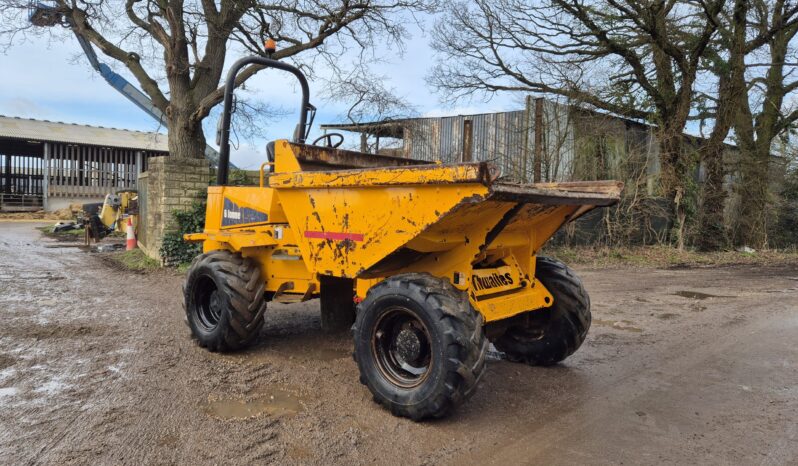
xmin=311 ymin=132 xmax=344 ymax=148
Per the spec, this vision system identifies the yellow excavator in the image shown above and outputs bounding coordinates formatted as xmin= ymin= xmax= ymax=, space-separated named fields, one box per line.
xmin=81 ymin=190 xmax=138 ymax=244
xmin=183 ymin=50 xmax=622 ymax=420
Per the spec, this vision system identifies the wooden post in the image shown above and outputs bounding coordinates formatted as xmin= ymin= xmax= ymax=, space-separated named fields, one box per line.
xmin=534 ymin=97 xmax=544 ymax=183
xmin=462 ymin=119 xmax=473 ymax=162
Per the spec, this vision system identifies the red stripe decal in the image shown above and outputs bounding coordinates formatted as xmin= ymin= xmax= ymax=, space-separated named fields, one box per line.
xmin=304 ymin=231 xmax=364 ymax=242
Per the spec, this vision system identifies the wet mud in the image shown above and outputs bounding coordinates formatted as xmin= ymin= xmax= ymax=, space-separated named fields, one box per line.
xmin=1 ymin=221 xmax=797 ymax=465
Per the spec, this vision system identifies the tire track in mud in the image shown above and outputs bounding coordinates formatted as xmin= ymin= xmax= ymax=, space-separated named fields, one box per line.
xmin=3 ymin=222 xmax=798 ymax=465
xmin=449 ymin=269 xmax=798 ymax=465
xmin=0 ymin=224 xmax=140 ymax=464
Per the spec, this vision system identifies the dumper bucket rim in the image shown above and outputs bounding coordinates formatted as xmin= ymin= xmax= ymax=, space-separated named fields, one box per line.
xmin=489 ymin=181 xmax=623 ymax=206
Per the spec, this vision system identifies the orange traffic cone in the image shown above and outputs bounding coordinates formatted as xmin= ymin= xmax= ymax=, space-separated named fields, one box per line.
xmin=126 ymin=217 xmax=137 ymax=250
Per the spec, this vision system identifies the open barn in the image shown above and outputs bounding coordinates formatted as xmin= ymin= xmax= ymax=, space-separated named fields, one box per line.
xmin=0 ymin=115 xmax=168 ymax=211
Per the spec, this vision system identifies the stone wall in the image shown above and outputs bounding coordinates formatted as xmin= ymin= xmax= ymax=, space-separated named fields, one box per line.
xmin=138 ymin=156 xmax=211 ymax=260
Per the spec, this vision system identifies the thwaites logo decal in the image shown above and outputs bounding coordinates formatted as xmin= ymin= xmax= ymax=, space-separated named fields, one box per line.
xmin=222 ymin=198 xmax=268 ymax=227
xmin=471 ymin=271 xmax=515 ymax=291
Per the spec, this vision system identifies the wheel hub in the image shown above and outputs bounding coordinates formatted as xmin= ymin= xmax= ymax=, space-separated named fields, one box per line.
xmin=209 ymin=290 xmax=221 ymax=315
xmin=395 ymin=327 xmax=422 ymax=363
xmin=372 ymin=307 xmax=433 ymax=388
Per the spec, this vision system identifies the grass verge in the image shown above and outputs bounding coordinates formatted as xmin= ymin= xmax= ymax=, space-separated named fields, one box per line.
xmin=542 ymin=245 xmax=798 ymax=268
xmin=107 ymin=249 xmax=161 ymax=272
xmin=36 ymin=225 xmax=85 ymax=238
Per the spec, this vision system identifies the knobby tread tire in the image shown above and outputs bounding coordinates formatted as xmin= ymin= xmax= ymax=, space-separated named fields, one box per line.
xmin=493 ymin=256 xmax=591 ymax=366
xmin=183 ymin=250 xmax=267 ymax=352
xmin=353 ymin=273 xmax=488 ymax=420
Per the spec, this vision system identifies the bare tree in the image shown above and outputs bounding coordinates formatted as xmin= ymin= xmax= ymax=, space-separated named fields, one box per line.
xmin=694 ymin=0 xmax=750 ymax=251
xmin=0 ymin=0 xmax=433 ymax=160
xmin=319 ymin=65 xmax=417 ymax=152
xmin=694 ymin=0 xmax=798 ymax=250
xmin=731 ymin=0 xmax=798 ymax=247
xmin=325 ymin=69 xmax=415 ymax=124
xmin=429 ymin=0 xmax=725 ymax=249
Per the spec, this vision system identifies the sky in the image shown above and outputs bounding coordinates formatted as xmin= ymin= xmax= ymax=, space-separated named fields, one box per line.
xmin=0 ymin=15 xmax=519 ymax=170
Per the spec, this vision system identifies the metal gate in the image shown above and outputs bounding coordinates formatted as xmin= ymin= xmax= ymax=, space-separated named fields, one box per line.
xmin=1 ymin=154 xmax=44 ymax=211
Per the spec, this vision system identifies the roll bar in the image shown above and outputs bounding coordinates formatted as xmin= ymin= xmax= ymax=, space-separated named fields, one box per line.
xmin=217 ymin=56 xmax=313 ymax=185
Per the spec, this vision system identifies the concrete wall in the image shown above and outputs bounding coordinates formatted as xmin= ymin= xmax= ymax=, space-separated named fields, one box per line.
xmin=138 ymin=156 xmax=211 ymax=260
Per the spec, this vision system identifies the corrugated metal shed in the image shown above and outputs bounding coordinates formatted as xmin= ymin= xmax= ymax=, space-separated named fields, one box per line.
xmin=0 ymin=115 xmax=168 ymax=151
xmin=403 ymin=111 xmax=530 ymax=176
xmin=323 ymin=99 xmax=576 ymax=183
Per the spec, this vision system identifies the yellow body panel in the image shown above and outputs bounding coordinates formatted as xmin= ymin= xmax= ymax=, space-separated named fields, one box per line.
xmin=187 ymin=140 xmax=622 ymax=322
xmin=98 ymin=191 xmax=138 ymax=234
xmin=276 ymin=183 xmax=490 ymax=278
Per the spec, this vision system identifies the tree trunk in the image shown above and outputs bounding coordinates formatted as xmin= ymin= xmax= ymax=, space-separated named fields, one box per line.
xmin=658 ymin=128 xmax=688 ymax=250
xmin=695 ymin=0 xmax=748 ymax=252
xmin=167 ymin=111 xmax=207 ymax=160
xmin=735 ymin=152 xmax=771 ymax=248
xmin=731 ymin=3 xmax=792 ymax=249
xmin=696 ymin=143 xmax=727 ymax=251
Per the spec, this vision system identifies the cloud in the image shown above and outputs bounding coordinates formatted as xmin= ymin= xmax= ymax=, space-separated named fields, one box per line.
xmin=0 ymin=15 xmax=525 ymax=162
xmin=230 ymin=143 xmax=268 ymax=170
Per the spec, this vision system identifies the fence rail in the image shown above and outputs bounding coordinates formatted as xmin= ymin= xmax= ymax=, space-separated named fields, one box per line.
xmin=1 ymin=142 xmax=166 ymax=211
xmin=0 ymin=193 xmax=43 ymax=211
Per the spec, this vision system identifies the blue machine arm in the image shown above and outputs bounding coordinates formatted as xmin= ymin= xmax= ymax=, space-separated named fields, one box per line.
xmin=29 ymin=1 xmax=223 ymax=165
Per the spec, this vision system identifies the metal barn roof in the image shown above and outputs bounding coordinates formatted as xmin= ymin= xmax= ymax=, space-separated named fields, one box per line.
xmin=0 ymin=115 xmax=169 ymax=152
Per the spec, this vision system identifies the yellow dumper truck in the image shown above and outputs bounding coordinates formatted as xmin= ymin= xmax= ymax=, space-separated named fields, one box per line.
xmin=185 ymin=54 xmax=622 ymax=420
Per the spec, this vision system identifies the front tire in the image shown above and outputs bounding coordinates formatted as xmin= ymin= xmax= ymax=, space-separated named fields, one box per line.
xmin=353 ymin=273 xmax=488 ymax=420
xmin=183 ymin=250 xmax=267 ymax=352
xmin=492 ymin=256 xmax=591 ymax=366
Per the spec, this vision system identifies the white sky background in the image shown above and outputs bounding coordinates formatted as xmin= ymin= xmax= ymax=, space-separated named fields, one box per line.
xmin=0 ymin=15 xmax=519 ymax=170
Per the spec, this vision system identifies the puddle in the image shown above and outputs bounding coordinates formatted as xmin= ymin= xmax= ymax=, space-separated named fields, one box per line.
xmin=690 ymin=303 xmax=707 ymax=312
xmin=765 ymin=287 xmax=798 ymax=294
xmin=204 ymin=386 xmax=305 ymax=420
xmin=674 ymin=290 xmax=731 ymax=300
xmin=593 ymin=319 xmax=643 ymax=333
xmin=0 ymin=273 xmax=64 ymax=281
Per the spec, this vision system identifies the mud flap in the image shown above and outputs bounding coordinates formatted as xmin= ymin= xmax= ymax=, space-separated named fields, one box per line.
xmin=319 ymin=276 xmax=355 ymax=332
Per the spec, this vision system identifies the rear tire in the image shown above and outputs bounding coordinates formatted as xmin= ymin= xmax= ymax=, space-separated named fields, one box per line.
xmin=492 ymin=256 xmax=590 ymax=366
xmin=183 ymin=250 xmax=267 ymax=352
xmin=353 ymin=273 xmax=488 ymax=420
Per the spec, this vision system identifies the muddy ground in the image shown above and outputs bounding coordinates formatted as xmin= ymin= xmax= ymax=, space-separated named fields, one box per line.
xmin=1 ymin=221 xmax=797 ymax=465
